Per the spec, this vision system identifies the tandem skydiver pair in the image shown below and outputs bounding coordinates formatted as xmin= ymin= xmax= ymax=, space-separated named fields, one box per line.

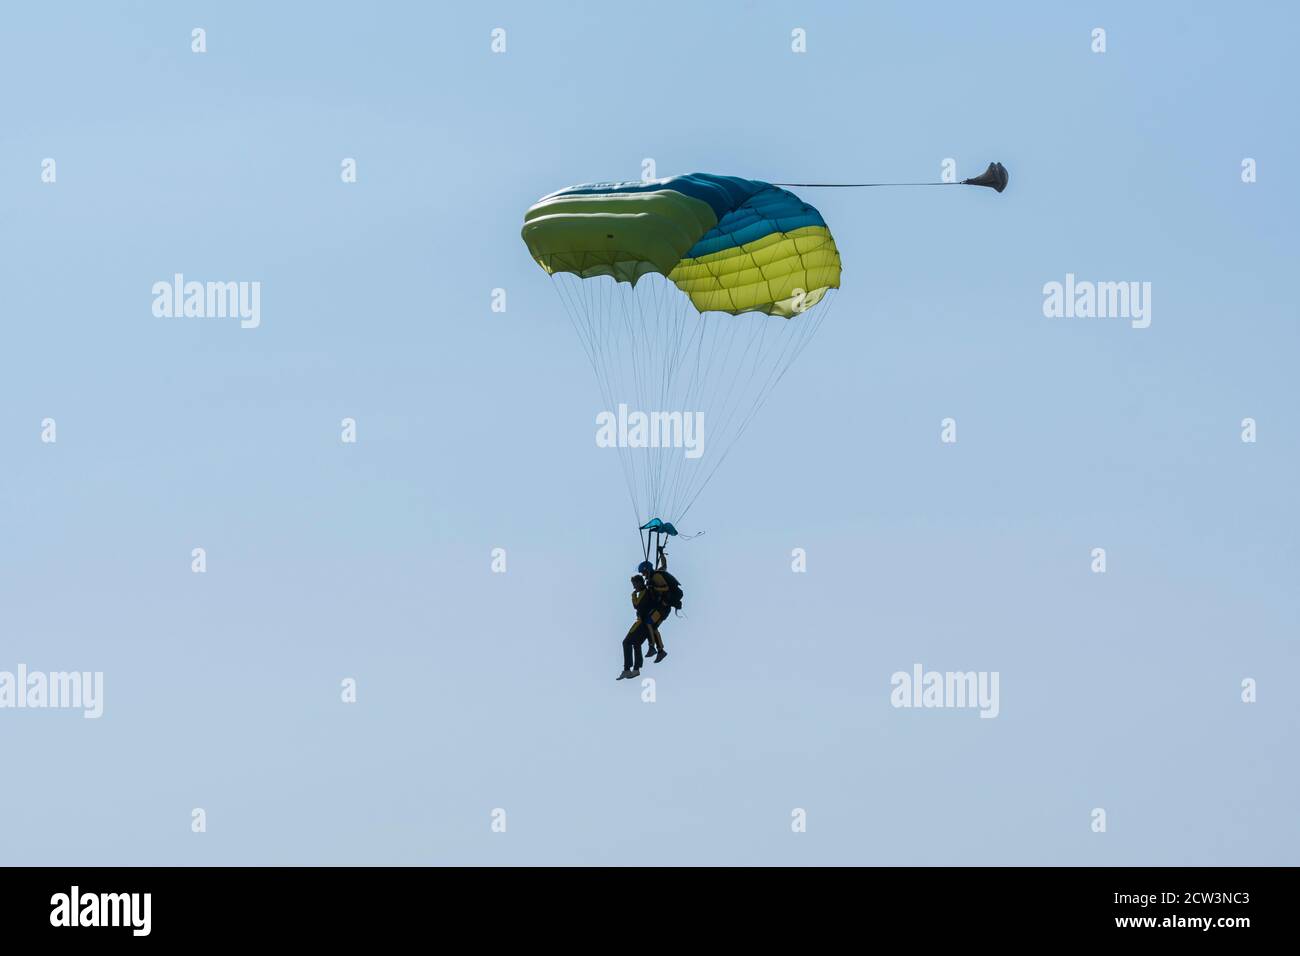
xmin=618 ymin=544 xmax=684 ymax=681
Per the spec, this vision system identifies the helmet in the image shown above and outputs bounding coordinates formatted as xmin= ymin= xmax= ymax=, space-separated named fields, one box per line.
xmin=637 ymin=561 xmax=654 ymax=574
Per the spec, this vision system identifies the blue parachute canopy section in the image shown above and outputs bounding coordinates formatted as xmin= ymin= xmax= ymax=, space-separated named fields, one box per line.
xmin=639 ymin=518 xmax=679 ymax=536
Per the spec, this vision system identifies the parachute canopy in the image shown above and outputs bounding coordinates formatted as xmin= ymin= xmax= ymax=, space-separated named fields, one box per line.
xmin=523 ymin=174 xmax=841 ymax=529
xmin=522 ymin=174 xmax=841 ymax=317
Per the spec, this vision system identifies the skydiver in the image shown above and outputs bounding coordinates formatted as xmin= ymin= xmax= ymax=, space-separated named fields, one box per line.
xmin=618 ymin=546 xmax=680 ymax=679
xmin=640 ymin=554 xmax=670 ymax=663
xmin=618 ymin=574 xmax=652 ymax=680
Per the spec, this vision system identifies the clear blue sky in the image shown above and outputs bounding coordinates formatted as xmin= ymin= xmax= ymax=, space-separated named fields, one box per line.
xmin=1 ymin=2 xmax=1296 ymax=865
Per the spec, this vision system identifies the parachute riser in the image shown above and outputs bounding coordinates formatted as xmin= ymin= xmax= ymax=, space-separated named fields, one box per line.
xmin=640 ymin=527 xmax=667 ymax=564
